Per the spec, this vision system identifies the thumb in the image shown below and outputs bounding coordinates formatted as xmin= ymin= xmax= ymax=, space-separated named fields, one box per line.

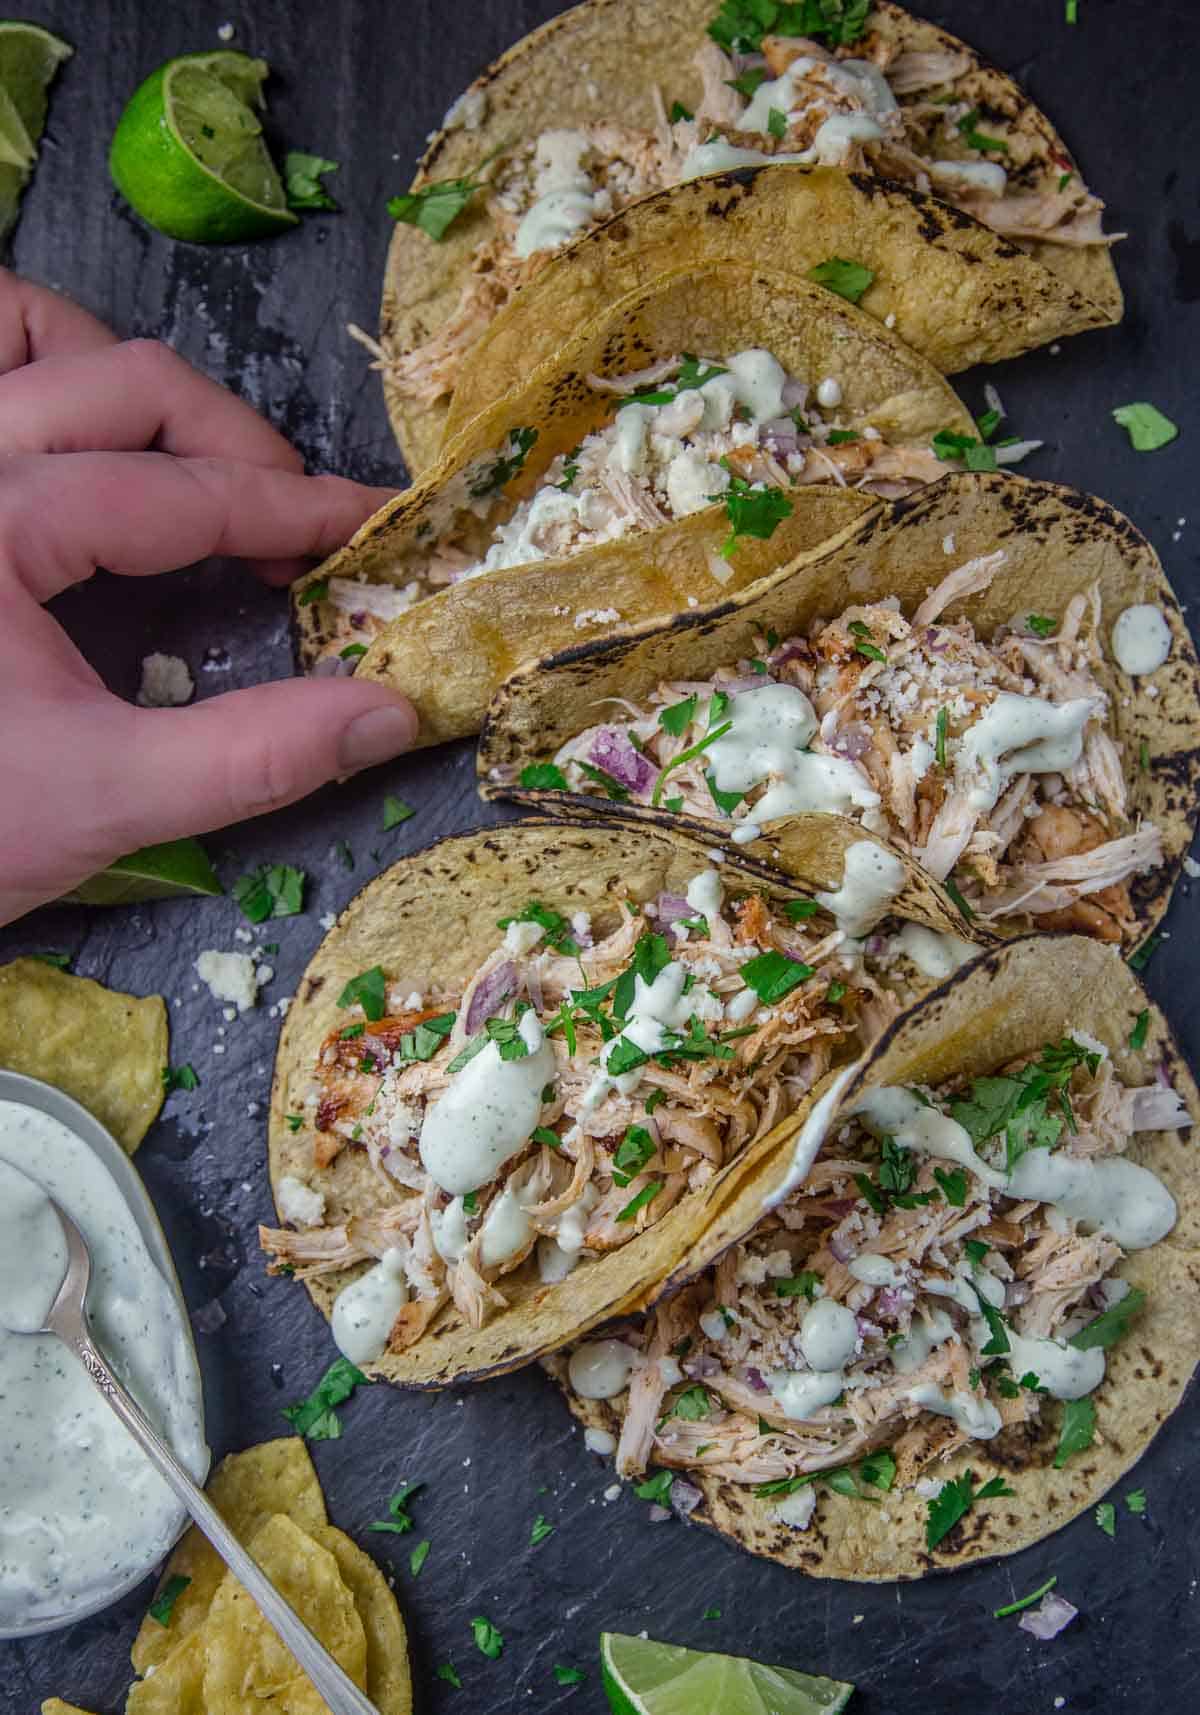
xmin=109 ymin=678 xmax=419 ymax=846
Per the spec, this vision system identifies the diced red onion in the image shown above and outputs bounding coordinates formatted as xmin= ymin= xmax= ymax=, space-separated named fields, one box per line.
xmin=829 ymin=1232 xmax=857 ymax=1264
xmin=312 ymin=655 xmax=356 ymax=678
xmin=742 ymin=1365 xmax=768 ymax=1394
xmin=865 ymin=935 xmax=887 ymax=956
xmin=768 ymin=638 xmax=809 ymax=667
xmin=1018 ymin=1593 xmax=1078 ymax=1640
xmin=1005 ymin=1281 xmax=1031 ymax=1309
xmin=670 ymin=1479 xmax=704 ymax=1518
xmin=763 ymin=424 xmax=803 ymax=457
xmin=655 ymin=892 xmax=693 ymax=924
xmin=822 ymin=1198 xmax=857 ymax=1218
xmin=829 ymin=721 xmax=872 ymax=760
xmin=465 ymin=961 xmax=518 ymax=1033
xmin=730 ymin=49 xmax=766 ymax=76
xmin=525 ymin=963 xmax=544 ymax=1013
xmin=781 ymin=378 xmax=808 ymax=411
xmin=856 ymin=1316 xmax=883 ymax=1341
xmin=648 ymin=1503 xmax=673 ymax=1523
xmin=875 ymin=1287 xmax=909 ymax=1320
xmin=719 ymin=674 xmax=768 ymax=694
xmin=590 ymin=727 xmax=659 ymax=795
xmin=923 ymin=627 xmax=950 ymax=654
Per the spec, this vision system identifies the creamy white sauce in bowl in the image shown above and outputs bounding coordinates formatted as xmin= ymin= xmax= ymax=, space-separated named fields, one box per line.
xmin=0 ymin=1073 xmax=209 ymax=1638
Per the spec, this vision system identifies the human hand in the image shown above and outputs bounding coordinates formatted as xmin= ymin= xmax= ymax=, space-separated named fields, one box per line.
xmin=0 ymin=270 xmax=418 ymax=927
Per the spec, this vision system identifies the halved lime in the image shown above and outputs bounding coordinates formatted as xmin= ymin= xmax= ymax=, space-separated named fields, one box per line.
xmin=601 ymin=1633 xmax=855 ymax=1715
xmin=64 ymin=838 xmax=224 ymax=906
xmin=0 ymin=22 xmax=72 ymax=241
xmin=109 ymin=50 xmax=297 ymax=242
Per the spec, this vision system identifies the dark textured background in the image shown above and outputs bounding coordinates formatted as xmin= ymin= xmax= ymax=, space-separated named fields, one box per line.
xmin=3 ymin=2 xmax=1199 ymax=1711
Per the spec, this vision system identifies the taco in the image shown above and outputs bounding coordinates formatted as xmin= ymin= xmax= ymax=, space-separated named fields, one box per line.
xmin=298 ymin=261 xmax=973 ymax=745
xmin=550 ymin=932 xmax=1199 ymax=1578
xmin=375 ymin=0 xmax=1122 ymax=469
xmin=480 ymin=472 xmax=1200 ymax=951
xmin=261 ymin=818 xmax=976 ymax=1388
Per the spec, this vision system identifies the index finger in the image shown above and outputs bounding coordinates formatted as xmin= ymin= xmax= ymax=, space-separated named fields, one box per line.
xmin=0 ymin=268 xmax=117 ymax=373
xmin=0 ymin=450 xmax=393 ymax=601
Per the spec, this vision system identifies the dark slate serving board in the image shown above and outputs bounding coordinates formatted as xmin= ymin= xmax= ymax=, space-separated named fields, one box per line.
xmin=3 ymin=2 xmax=1199 ymax=1711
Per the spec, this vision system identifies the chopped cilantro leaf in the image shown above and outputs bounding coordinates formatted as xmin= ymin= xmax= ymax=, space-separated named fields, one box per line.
xmin=784 ymin=896 xmax=819 ymax=920
xmin=530 ymin=1514 xmax=555 ymax=1546
xmin=942 ymin=875 xmax=975 ymax=921
xmin=147 ymin=1572 xmax=191 ymax=1627
xmin=233 ymin=862 xmax=306 ymax=923
xmin=727 ymin=67 xmax=767 ymax=97
xmin=533 ymin=1125 xmax=561 ymax=1150
xmin=31 ymin=950 xmax=70 ymax=968
xmin=933 ymin=1166 xmax=967 ymax=1206
xmin=335 ymin=838 xmax=354 ymax=869
xmin=340 ymin=643 xmax=366 ymax=660
xmin=645 ymin=1087 xmax=666 ymax=1114
xmin=740 ymin=949 xmax=813 ymax=1003
xmin=498 ymin=899 xmax=579 ymax=953
xmin=388 ymin=148 xmax=498 ymax=241
xmin=634 ymin=1469 xmax=675 ymax=1503
xmin=719 ymin=478 xmax=794 ymax=558
xmin=436 ymin=1662 xmax=463 ymax=1688
xmin=754 ymin=1472 xmax=813 ymax=1496
xmin=1068 ymin=1287 xmax=1144 ymax=1350
xmin=1054 ymin=1394 xmax=1097 ymax=1467
xmin=935 ymin=705 xmax=949 ymax=767
xmin=854 ymin=638 xmax=887 ymax=664
xmin=859 ymin=1449 xmax=896 ymax=1491
xmin=964 ymin=1238 xmax=991 ymax=1265
xmin=767 ymin=105 xmax=787 ymax=140
xmin=285 ymin=1112 xmax=303 ymax=1131
xmin=282 ymin=1358 xmax=368 ymax=1440
xmin=664 ymin=794 xmax=685 ymax=812
xmin=956 ymin=108 xmax=1009 ymax=153
xmin=297 ymin=577 xmax=328 ymax=606
xmin=1128 ymin=933 xmax=1160 ymax=972
xmin=808 ymin=255 xmax=874 ymax=303
xmin=708 ymin=0 xmax=869 ymax=54
xmin=1026 ymin=612 xmax=1057 ymax=637
xmin=1095 ymin=1501 xmax=1116 ymax=1537
xmin=706 ymin=771 xmax=744 ymax=815
xmin=925 ymin=1469 xmax=1015 ymax=1549
xmin=555 ymin=1663 xmax=586 ymax=1685
xmin=471 ymin=1615 xmax=503 ymax=1659
xmin=971 ymin=1283 xmax=1011 ymax=1357
xmin=659 ymin=694 xmax=699 ymax=737
xmin=284 ymin=150 xmax=339 ymax=211
xmin=854 ymin=1172 xmax=886 ymax=1215
xmin=703 ymin=1605 xmax=722 ymax=1619
xmin=1128 ymin=1008 xmax=1150 ymax=1051
xmin=577 ymin=759 xmax=631 ymax=802
xmin=669 ymin=100 xmax=693 ymax=122
xmin=994 ymin=1574 xmax=1057 ymax=1618
xmin=826 ymin=428 xmax=860 ymax=445
xmin=776 ymin=1272 xmax=819 ymax=1299
xmin=651 ymin=721 xmax=733 ymax=805
xmin=1113 ymin=402 xmax=1178 ymax=452
xmin=613 ymin=931 xmax=672 ymax=1018
xmin=469 ymin=425 xmax=538 ymax=497
xmin=672 ymin=1384 xmax=712 ymax=1420
xmin=369 ymin=1479 xmax=424 ymax=1534
xmin=519 ymin=762 xmax=569 ymax=791
xmin=612 ymin=1123 xmax=656 ymax=1186
xmin=382 ymin=794 xmax=414 ymax=830
xmin=336 ymin=965 xmax=387 ymax=1022
xmin=162 ymin=1063 xmax=199 ymax=1094
xmin=409 ymin=1539 xmax=431 ymax=1576
xmin=1126 ymin=1487 xmax=1146 ymax=1514
xmin=462 ymin=1191 xmax=478 ymax=1215
xmin=616 ymin=1178 xmax=664 ymax=1222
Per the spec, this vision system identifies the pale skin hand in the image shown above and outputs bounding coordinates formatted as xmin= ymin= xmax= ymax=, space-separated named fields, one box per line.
xmin=0 ymin=271 xmax=419 ymax=927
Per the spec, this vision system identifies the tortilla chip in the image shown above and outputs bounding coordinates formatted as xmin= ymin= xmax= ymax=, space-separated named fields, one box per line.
xmin=125 ymin=1633 xmax=205 ymax=1715
xmin=481 ymin=471 xmax=1200 ymax=949
xmin=269 ymin=817 xmax=967 ymax=1388
xmin=41 ymin=1703 xmax=98 ymax=1714
xmin=200 ymin=1514 xmax=367 ymax=1714
xmin=0 ymin=959 xmax=167 ymax=1152
xmin=552 ymin=933 xmax=1199 ymax=1579
xmin=298 ymin=260 xmax=971 ymax=744
xmin=385 ymin=0 xmax=1118 ymax=469
xmin=131 ymin=1438 xmax=326 ymax=1673
xmin=314 ymin=1527 xmax=413 ymax=1715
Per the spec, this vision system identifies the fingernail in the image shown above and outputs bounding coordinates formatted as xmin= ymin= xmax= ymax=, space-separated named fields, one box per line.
xmin=338 ymin=704 xmax=418 ymax=772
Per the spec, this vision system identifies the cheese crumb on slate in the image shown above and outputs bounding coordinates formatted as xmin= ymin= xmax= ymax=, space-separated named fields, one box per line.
xmin=137 ymin=652 xmax=194 ymax=707
xmin=195 ymin=950 xmax=264 ymax=1012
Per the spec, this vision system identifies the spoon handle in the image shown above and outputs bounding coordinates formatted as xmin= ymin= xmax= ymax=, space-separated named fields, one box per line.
xmin=62 ymin=1326 xmax=379 ymax=1715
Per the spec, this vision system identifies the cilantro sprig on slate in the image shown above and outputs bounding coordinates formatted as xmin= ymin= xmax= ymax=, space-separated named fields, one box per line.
xmin=282 ymin=1358 xmax=368 ymax=1440
xmin=369 ymin=1480 xmax=424 ymax=1535
xmin=234 ymin=862 xmax=305 ymax=923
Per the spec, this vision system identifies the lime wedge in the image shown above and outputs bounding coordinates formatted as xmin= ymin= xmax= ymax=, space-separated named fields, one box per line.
xmin=64 ymin=838 xmax=223 ymax=906
xmin=0 ymin=22 xmax=72 ymax=241
xmin=600 ymin=1634 xmax=854 ymax=1715
xmin=109 ymin=50 xmax=297 ymax=242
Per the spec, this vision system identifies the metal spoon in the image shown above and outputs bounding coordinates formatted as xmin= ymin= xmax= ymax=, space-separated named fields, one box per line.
xmin=37 ymin=1197 xmax=380 ymax=1715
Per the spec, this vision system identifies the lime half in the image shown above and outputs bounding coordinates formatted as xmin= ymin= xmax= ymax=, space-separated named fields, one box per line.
xmin=109 ymin=50 xmax=297 ymax=242
xmin=0 ymin=22 xmax=72 ymax=241
xmin=601 ymin=1633 xmax=855 ymax=1715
